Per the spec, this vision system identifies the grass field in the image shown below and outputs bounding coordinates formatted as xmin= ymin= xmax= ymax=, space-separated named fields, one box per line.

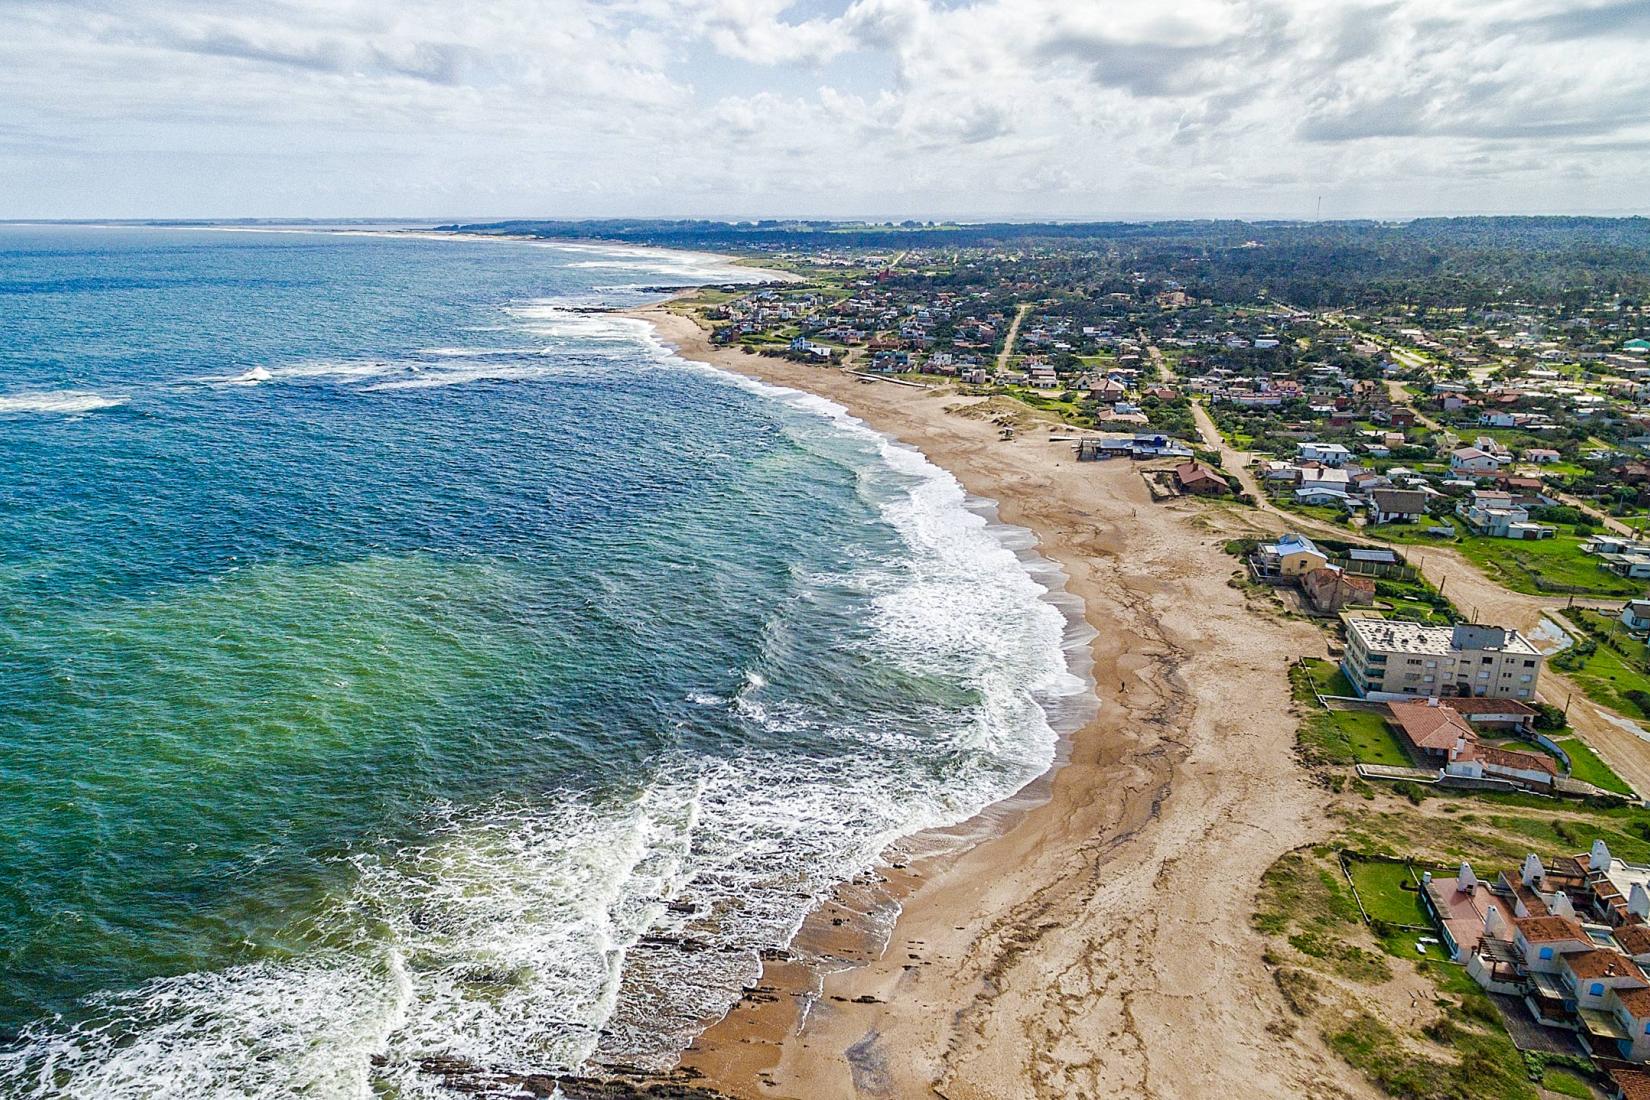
xmin=1556 ymin=737 xmax=1636 ymax=795
xmin=1554 ymin=611 xmax=1650 ymax=722
xmin=1299 ymin=709 xmax=1414 ymax=767
xmin=1345 ymin=858 xmax=1431 ymax=927
xmin=1451 ymin=532 xmax=1639 ymax=596
xmin=1368 ymin=522 xmax=1639 ymax=596
xmin=1299 ymin=657 xmax=1357 ymax=698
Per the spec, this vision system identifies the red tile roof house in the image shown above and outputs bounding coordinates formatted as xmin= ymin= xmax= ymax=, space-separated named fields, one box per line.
xmin=1172 ymin=461 xmax=1230 ymax=496
xmin=1386 ymin=699 xmax=1556 ymax=790
xmin=1300 ymin=565 xmax=1375 ymax=612
xmin=1431 ymin=697 xmax=1537 ymax=732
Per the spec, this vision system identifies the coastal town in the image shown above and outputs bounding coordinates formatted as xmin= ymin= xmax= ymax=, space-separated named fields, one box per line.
xmin=571 ymin=219 xmax=1650 ymax=1100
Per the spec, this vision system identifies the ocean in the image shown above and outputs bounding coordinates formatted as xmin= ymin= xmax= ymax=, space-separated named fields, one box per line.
xmin=0 ymin=226 xmax=1088 ymax=1098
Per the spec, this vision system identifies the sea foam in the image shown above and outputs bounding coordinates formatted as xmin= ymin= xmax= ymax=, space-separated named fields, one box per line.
xmin=0 ymin=390 xmax=128 ymax=415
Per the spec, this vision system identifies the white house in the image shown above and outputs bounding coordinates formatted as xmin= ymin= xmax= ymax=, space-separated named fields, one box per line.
xmin=1298 ymin=466 xmax=1352 ymax=494
xmin=1450 ymin=447 xmax=1508 ymax=475
xmin=1298 ymin=442 xmax=1352 ymax=467
xmin=1623 ymin=600 xmax=1650 ymax=633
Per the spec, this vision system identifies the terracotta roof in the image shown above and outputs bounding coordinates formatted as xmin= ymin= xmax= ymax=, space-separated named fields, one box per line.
xmin=1173 ymin=462 xmax=1227 ymax=490
xmin=1618 ymin=925 xmax=1650 ymax=956
xmin=1563 ymin=948 xmax=1647 ymax=983
xmin=1609 ymin=1066 xmax=1650 ymax=1100
xmin=1515 ymin=914 xmax=1589 ymax=944
xmin=1504 ymin=879 xmax=1551 ymax=917
xmin=1618 ymin=985 xmax=1650 ymax=1020
xmin=1388 ymin=701 xmax=1476 ymax=752
xmin=1465 ymin=742 xmax=1558 ymax=777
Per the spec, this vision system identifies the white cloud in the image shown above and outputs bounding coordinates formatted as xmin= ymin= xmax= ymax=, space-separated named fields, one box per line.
xmin=0 ymin=0 xmax=1647 ymax=218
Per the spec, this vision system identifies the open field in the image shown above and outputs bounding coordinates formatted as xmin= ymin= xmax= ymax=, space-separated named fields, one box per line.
xmin=1555 ymin=736 xmax=1635 ymax=795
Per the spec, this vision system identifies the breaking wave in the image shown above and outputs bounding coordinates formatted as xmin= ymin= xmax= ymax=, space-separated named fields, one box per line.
xmin=0 ymin=390 xmax=128 ymax=415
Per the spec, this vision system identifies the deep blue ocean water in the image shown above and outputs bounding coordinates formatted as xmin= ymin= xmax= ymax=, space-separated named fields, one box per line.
xmin=0 ymin=227 xmax=1082 ymax=1097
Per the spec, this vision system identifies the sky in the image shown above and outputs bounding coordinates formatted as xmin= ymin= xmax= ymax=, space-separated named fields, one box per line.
xmin=3 ymin=0 xmax=1649 ymax=221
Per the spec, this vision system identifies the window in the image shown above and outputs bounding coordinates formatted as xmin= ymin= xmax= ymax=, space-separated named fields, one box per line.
xmin=1524 ymin=660 xmax=1536 ymax=668
xmin=1540 ymin=947 xmax=1554 ymax=960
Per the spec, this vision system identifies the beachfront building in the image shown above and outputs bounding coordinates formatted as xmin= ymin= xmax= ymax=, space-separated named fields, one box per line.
xmin=1460 ymin=843 xmax=1650 ymax=1065
xmin=1252 ymin=533 xmax=1328 ymax=578
xmin=1173 ymin=461 xmax=1230 ymax=496
xmin=1342 ymin=620 xmax=1543 ymax=702
xmin=1386 ymin=699 xmax=1556 ymax=790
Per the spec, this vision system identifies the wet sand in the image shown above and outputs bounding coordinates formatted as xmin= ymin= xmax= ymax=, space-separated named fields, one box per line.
xmin=630 ymin=304 xmax=1378 ymax=1100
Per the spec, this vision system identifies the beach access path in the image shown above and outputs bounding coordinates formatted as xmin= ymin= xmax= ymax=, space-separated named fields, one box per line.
xmin=631 ymin=303 xmax=1380 ymax=1100
xmin=996 ymin=303 xmax=1031 ymax=373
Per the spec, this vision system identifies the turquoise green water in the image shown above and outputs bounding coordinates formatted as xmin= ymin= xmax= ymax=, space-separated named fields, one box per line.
xmin=0 ymin=227 xmax=1084 ymax=1097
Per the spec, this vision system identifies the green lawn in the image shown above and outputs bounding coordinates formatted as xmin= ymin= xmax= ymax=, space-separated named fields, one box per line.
xmin=1367 ymin=519 xmax=1460 ymax=544
xmin=1539 ymin=1067 xmax=1594 ymax=1099
xmin=1346 ymin=858 xmax=1431 ymax=926
xmin=1300 ymin=657 xmax=1356 ymax=698
xmin=1558 ymin=737 xmax=1638 ymax=796
xmin=1381 ymin=595 xmax=1456 ymax=624
xmin=1554 ymin=612 xmax=1650 ymax=721
xmin=1451 ymin=532 xmax=1639 ymax=597
xmin=1326 ymin=711 xmax=1414 ymax=767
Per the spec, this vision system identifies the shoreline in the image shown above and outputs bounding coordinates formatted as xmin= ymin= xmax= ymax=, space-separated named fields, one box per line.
xmin=625 ymin=302 xmax=1379 ymax=1099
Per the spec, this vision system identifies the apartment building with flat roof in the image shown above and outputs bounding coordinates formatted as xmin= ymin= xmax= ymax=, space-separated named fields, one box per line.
xmin=1342 ymin=620 xmax=1542 ymax=702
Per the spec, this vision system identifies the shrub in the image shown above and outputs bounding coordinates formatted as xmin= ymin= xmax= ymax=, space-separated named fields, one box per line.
xmin=1532 ymin=702 xmax=1568 ymax=731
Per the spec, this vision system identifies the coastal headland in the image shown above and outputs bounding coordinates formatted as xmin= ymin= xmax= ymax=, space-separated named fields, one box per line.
xmin=628 ymin=303 xmax=1379 ymax=1100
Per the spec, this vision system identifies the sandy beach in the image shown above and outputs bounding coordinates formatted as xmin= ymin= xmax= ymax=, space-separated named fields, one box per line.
xmin=629 ymin=304 xmax=1381 ymax=1100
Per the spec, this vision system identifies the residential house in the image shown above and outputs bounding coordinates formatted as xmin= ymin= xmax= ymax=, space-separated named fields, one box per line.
xmin=1623 ymin=600 xmax=1650 ymax=633
xmin=1173 ymin=462 xmax=1230 ymax=496
xmin=1450 ymin=447 xmax=1508 ymax=475
xmin=1301 ymin=565 xmax=1374 ymax=612
xmin=1456 ymin=490 xmax=1556 ymax=539
xmin=1253 ymin=533 xmax=1329 ymax=577
xmin=1369 ymin=488 xmax=1429 ymax=525
xmin=1298 ymin=442 xmax=1352 ymax=467
xmin=1385 ymin=700 xmax=1555 ymax=790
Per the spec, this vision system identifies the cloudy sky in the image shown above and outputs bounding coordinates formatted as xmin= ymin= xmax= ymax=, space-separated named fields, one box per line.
xmin=3 ymin=0 xmax=1648 ymax=220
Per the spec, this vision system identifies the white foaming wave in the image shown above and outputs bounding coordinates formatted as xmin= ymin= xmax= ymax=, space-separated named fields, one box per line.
xmin=505 ymin=302 xmax=657 ymax=346
xmin=0 ymin=391 xmax=128 ymax=415
xmin=524 ymin=241 xmax=794 ymax=285
xmin=418 ymin=346 xmax=551 ymax=358
xmin=640 ymin=321 xmax=1085 ymax=762
xmin=0 ymin=788 xmax=702 ymax=1098
xmin=361 ymin=363 xmax=572 ymax=392
xmin=0 ymin=952 xmax=407 ymax=1100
